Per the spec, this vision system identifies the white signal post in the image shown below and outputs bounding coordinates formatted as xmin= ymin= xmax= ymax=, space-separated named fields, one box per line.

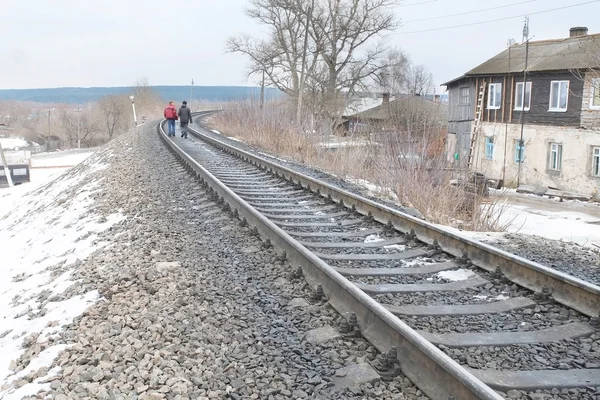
xmin=130 ymin=95 xmax=138 ymax=126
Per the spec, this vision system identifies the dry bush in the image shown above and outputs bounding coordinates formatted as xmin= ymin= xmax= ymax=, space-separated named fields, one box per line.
xmin=211 ymin=99 xmax=509 ymax=231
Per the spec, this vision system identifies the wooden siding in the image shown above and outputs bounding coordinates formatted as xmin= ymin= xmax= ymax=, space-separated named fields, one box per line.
xmin=447 ymin=78 xmax=475 ymax=122
xmin=449 ymin=71 xmax=585 ymax=128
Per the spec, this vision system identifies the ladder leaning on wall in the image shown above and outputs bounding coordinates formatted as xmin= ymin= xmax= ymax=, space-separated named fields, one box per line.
xmin=467 ymin=80 xmax=486 ymax=169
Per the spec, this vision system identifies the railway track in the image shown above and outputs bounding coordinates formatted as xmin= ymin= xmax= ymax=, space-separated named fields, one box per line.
xmin=158 ymin=113 xmax=600 ymax=400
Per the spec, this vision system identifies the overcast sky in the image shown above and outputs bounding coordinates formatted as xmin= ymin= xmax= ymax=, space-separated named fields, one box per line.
xmin=0 ymin=0 xmax=599 ymax=91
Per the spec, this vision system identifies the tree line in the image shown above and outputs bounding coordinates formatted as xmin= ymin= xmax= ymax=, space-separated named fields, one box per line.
xmin=0 ymin=80 xmax=163 ymax=149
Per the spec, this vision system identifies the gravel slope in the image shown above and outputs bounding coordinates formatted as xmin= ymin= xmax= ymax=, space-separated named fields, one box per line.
xmin=27 ymin=122 xmax=425 ymax=400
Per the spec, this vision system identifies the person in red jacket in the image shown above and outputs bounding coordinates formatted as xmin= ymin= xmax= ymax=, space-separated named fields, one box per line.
xmin=164 ymin=101 xmax=178 ymax=137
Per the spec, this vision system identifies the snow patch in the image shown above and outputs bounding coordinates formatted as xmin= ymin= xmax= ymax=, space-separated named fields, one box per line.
xmin=384 ymin=244 xmax=406 ymax=251
xmin=346 ymin=177 xmax=399 ymax=202
xmin=211 ymin=129 xmax=221 ymax=135
xmin=0 ymin=149 xmax=124 ymax=397
xmin=364 ymin=234 xmax=384 ymax=243
xmin=0 ymin=137 xmax=29 ymax=150
xmin=228 ymin=137 xmax=244 ymax=143
xmin=435 ymin=269 xmax=476 ymax=282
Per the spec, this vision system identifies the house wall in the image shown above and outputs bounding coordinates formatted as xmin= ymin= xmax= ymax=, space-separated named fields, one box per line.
xmin=473 ymin=122 xmax=600 ymax=195
xmin=448 ymin=79 xmax=476 ymax=123
xmin=581 ymin=72 xmax=600 ymax=129
xmin=512 ymin=71 xmax=583 ymax=126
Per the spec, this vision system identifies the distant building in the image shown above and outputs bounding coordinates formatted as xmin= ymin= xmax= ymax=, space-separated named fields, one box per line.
xmin=444 ymin=27 xmax=600 ymax=195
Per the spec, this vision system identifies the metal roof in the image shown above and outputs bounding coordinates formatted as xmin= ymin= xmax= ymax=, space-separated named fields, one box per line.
xmin=443 ymin=33 xmax=600 ymax=85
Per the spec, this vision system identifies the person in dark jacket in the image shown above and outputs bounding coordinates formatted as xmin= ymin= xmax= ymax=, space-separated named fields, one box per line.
xmin=178 ymin=101 xmax=193 ymax=139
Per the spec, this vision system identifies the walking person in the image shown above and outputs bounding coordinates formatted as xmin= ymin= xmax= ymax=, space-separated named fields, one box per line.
xmin=164 ymin=101 xmax=178 ymax=137
xmin=178 ymin=101 xmax=193 ymax=139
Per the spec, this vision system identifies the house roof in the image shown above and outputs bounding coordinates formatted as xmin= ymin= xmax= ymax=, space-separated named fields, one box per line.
xmin=443 ymin=32 xmax=600 ymax=85
xmin=347 ymin=94 xmax=448 ymax=122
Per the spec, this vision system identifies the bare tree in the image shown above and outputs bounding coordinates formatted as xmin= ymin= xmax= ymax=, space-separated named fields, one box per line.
xmin=99 ymin=95 xmax=124 ymax=140
xmin=60 ymin=108 xmax=100 ymax=147
xmin=405 ymin=64 xmax=434 ymax=96
xmin=226 ymin=0 xmax=400 ymax=118
xmin=377 ymin=48 xmax=411 ymax=94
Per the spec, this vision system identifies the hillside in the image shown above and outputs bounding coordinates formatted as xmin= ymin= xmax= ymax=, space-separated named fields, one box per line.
xmin=0 ymin=86 xmax=282 ymax=104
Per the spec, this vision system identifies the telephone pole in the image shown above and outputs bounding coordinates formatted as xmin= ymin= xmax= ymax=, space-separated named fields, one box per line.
xmin=260 ymin=70 xmax=265 ymax=110
xmin=189 ymin=79 xmax=194 ymax=110
xmin=75 ymin=106 xmax=82 ymax=149
xmin=516 ymin=17 xmax=530 ymax=188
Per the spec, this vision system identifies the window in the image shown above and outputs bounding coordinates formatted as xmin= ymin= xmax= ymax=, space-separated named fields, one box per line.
xmin=515 ymin=139 xmax=525 ymax=163
xmin=485 ymin=137 xmax=494 ymax=160
xmin=515 ymin=82 xmax=532 ymax=111
xmin=459 ymin=87 xmax=470 ymax=105
xmin=549 ymin=80 xmax=569 ymax=112
xmin=487 ymin=83 xmax=502 ymax=109
xmin=593 ymin=147 xmax=600 ymax=177
xmin=591 ymin=79 xmax=600 ymax=110
xmin=549 ymin=143 xmax=562 ymax=171
xmin=12 ymin=168 xmax=27 ymax=176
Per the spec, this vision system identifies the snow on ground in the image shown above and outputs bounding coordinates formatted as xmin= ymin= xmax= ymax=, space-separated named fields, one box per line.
xmin=211 ymin=129 xmax=221 ymax=135
xmin=364 ymin=234 xmax=385 ymax=243
xmin=228 ymin=137 xmax=244 ymax=143
xmin=498 ymin=205 xmax=600 ymax=247
xmin=0 ymin=148 xmax=125 ymax=398
xmin=346 ymin=177 xmax=399 ymax=202
xmin=435 ymin=269 xmax=476 ymax=282
xmin=0 ymin=138 xmax=29 ymax=150
xmin=30 ymin=151 xmax=94 ymax=168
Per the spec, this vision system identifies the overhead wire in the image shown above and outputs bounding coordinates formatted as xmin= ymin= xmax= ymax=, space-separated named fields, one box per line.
xmin=403 ymin=0 xmax=537 ymax=23
xmin=395 ymin=0 xmax=600 ymax=35
xmin=398 ymin=0 xmax=440 ymax=7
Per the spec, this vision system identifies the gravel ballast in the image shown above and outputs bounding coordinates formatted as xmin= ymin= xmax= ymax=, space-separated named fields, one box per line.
xmin=197 ymin=118 xmax=600 ymax=291
xmin=25 ymin=123 xmax=427 ymax=400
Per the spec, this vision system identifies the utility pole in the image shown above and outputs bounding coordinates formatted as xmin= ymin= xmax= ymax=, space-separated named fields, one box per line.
xmin=260 ymin=69 xmax=265 ymax=110
xmin=0 ymin=140 xmax=14 ymax=187
xmin=47 ymin=108 xmax=55 ymax=138
xmin=296 ymin=1 xmax=312 ymax=123
xmin=189 ymin=79 xmax=194 ymax=111
xmin=516 ymin=17 xmax=530 ymax=188
xmin=502 ymin=38 xmax=515 ymax=186
xmin=75 ymin=106 xmax=82 ymax=149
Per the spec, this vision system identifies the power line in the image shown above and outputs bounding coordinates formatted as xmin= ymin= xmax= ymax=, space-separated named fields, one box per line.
xmin=403 ymin=0 xmax=536 ymax=23
xmin=398 ymin=0 xmax=439 ymax=7
xmin=395 ymin=0 xmax=600 ymax=35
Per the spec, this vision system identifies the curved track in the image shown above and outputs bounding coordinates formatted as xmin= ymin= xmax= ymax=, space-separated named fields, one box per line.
xmin=158 ymin=113 xmax=600 ymax=400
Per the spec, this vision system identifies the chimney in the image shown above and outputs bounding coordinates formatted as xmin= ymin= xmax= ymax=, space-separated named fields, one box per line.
xmin=382 ymin=92 xmax=390 ymax=105
xmin=570 ymin=27 xmax=588 ymax=37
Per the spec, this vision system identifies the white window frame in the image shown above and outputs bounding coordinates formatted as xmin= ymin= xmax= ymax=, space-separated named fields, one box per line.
xmin=549 ymin=80 xmax=569 ymax=112
xmin=590 ymin=78 xmax=600 ymax=110
xmin=549 ymin=143 xmax=563 ymax=171
xmin=593 ymin=146 xmax=600 ymax=177
xmin=487 ymin=83 xmax=502 ymax=109
xmin=514 ymin=81 xmax=532 ymax=111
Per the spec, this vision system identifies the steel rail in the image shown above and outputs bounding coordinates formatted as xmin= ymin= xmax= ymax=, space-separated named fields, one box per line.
xmin=182 ymin=116 xmax=600 ymax=320
xmin=158 ymin=116 xmax=503 ymax=400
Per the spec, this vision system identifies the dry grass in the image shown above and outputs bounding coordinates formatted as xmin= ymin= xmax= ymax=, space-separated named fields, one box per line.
xmin=210 ymin=99 xmax=510 ymax=232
